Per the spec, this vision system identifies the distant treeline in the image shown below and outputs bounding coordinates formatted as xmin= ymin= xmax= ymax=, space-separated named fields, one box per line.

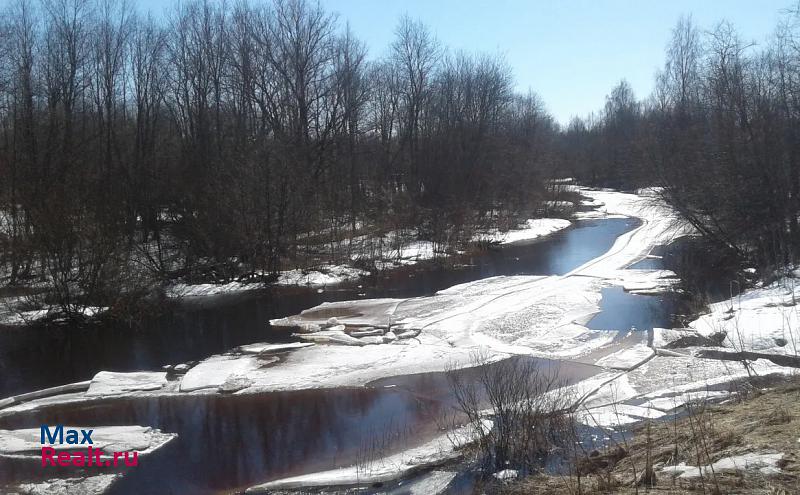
xmin=2 ymin=0 xmax=799 ymax=319
xmin=0 ymin=0 xmax=561 ymax=316
xmin=561 ymin=13 xmax=800 ymax=273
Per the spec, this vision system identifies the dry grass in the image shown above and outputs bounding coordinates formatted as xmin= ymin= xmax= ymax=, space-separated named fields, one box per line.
xmin=494 ymin=375 xmax=800 ymax=494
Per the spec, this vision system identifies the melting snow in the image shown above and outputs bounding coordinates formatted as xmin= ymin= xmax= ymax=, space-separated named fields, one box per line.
xmin=661 ymin=452 xmax=785 ymax=479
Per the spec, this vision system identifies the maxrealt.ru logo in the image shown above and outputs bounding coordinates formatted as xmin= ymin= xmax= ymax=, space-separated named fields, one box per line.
xmin=40 ymin=425 xmax=138 ymax=467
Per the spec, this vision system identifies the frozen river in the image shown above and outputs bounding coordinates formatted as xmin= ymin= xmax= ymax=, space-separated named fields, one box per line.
xmin=0 ymin=189 xmax=693 ymax=494
xmin=1 ymin=216 xmax=643 ymax=398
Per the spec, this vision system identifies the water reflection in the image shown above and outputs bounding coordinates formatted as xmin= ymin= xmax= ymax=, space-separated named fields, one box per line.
xmin=0 ymin=388 xmax=444 ymax=494
xmin=587 ymin=286 xmax=682 ymax=333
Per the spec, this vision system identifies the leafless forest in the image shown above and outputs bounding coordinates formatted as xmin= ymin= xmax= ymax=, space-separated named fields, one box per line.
xmin=1 ymin=0 xmax=800 ymax=319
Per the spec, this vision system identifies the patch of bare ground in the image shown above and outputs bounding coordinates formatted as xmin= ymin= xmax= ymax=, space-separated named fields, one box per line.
xmin=494 ymin=375 xmax=800 ymax=494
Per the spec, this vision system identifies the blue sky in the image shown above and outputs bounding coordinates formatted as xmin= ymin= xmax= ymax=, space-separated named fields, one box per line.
xmin=135 ymin=0 xmax=792 ymax=125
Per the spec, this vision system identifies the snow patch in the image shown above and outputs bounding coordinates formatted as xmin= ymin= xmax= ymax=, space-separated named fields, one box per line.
xmin=276 ymin=265 xmax=368 ymax=286
xmin=661 ymin=452 xmax=784 ymax=479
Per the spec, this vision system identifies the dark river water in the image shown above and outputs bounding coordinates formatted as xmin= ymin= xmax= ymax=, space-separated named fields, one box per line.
xmin=0 ymin=216 xmax=688 ymax=494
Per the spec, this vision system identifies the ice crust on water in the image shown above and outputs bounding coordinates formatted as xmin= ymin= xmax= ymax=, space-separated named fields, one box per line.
xmin=245 ymin=419 xmax=491 ymax=492
xmin=179 ymin=354 xmax=262 ymax=392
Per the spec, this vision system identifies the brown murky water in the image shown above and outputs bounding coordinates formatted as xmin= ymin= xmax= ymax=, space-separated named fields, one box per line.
xmin=0 ymin=357 xmax=601 ymax=494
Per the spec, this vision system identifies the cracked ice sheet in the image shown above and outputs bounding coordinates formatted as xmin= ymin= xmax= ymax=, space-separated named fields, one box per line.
xmin=390 ymin=471 xmax=457 ymax=495
xmin=14 ymin=475 xmax=122 ymax=495
xmin=594 ymin=343 xmax=654 ymax=370
xmin=237 ymin=334 xmax=485 ymax=392
xmin=581 ymin=352 xmax=795 ymax=416
xmin=397 ymin=275 xmax=613 ymax=359
xmin=245 ymin=420 xmax=490 ymax=492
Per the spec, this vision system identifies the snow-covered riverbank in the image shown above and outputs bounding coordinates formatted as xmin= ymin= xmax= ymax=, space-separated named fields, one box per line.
xmin=164 ymin=216 xmax=574 ymax=298
xmin=579 ymin=275 xmax=800 ymax=427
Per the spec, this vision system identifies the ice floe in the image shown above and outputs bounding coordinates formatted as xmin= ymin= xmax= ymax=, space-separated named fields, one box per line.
xmin=86 ymin=371 xmax=167 ymax=396
xmin=179 ymin=354 xmax=262 ymax=392
xmin=0 ymin=425 xmax=176 ymax=459
xmin=245 ymin=419 xmax=491 ymax=492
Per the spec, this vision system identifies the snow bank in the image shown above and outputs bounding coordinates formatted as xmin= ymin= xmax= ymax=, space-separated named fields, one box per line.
xmin=166 ymin=264 xmax=369 ymax=298
xmin=493 ymin=469 xmax=519 ymax=480
xmin=689 ymin=277 xmax=800 ymax=357
xmin=619 ymin=269 xmax=681 ymax=295
xmin=275 ymin=265 xmax=368 ymax=286
xmin=166 ymin=280 xmax=263 ymax=298
xmin=473 ymin=218 xmax=571 ymax=245
xmin=0 ymin=306 xmax=107 ymax=326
